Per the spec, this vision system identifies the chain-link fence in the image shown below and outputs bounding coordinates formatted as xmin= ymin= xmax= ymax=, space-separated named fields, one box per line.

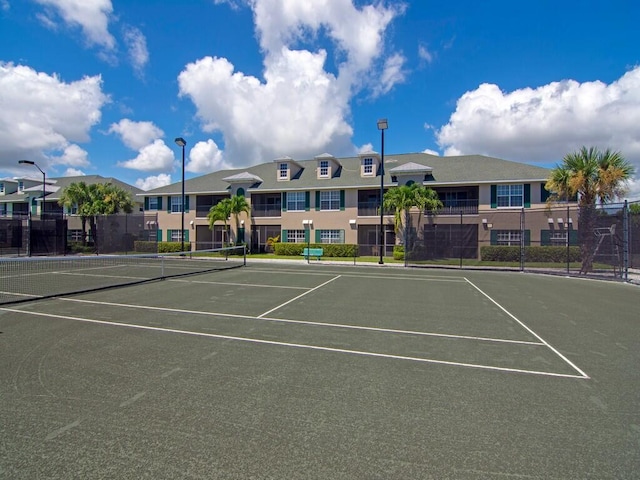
xmin=404 ymin=200 xmax=639 ymax=281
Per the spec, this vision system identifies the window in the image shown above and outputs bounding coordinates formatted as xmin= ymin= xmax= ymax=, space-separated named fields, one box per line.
xmin=0 ymin=183 xmax=4 ymax=194
xmin=495 ymin=230 xmax=522 ymax=246
xmin=320 ymin=229 xmax=343 ymax=244
xmin=171 ymin=196 xmax=182 ymax=213
xmin=148 ymin=197 xmax=158 ymax=210
xmin=319 ymin=160 xmax=329 ymax=177
xmin=279 ymin=163 xmax=288 ymax=179
xmin=170 ymin=229 xmax=184 ymax=242
xmin=18 ymin=181 xmax=24 ymax=193
xmin=549 ymin=231 xmax=568 ymax=245
xmin=286 ymin=191 xmax=306 ymax=211
xmin=69 ymin=229 xmax=84 ymax=242
xmin=287 ymin=229 xmax=306 ymax=243
xmin=497 ymin=184 xmax=523 ymax=207
xmin=363 ymin=157 xmax=374 ymax=175
xmin=320 ymin=190 xmax=340 ymax=210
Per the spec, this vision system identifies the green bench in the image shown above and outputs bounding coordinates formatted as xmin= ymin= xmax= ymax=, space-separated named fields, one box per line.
xmin=301 ymin=247 xmax=323 ymax=260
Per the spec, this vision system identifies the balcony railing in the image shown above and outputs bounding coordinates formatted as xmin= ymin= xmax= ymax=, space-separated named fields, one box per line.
xmin=357 ymin=201 xmax=393 ymax=216
xmin=427 ymin=199 xmax=479 ymax=215
xmin=252 ymin=205 xmax=282 ymax=217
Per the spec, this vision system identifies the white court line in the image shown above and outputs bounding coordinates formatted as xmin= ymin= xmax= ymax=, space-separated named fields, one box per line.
xmin=257 ymin=275 xmax=342 ymax=318
xmin=0 ymin=307 xmax=585 ymax=379
xmin=169 ymin=279 xmax=309 ymax=290
xmin=463 ymin=277 xmax=590 ymax=379
xmin=56 ymin=297 xmax=543 ymax=346
xmin=251 ymin=267 xmax=468 ymax=282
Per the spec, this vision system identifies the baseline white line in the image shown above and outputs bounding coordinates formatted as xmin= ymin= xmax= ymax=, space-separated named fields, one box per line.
xmin=56 ymin=297 xmax=543 ymax=346
xmin=1 ymin=307 xmax=584 ymax=379
xmin=463 ymin=277 xmax=590 ymax=379
xmin=257 ymin=275 xmax=342 ymax=318
xmin=252 ymin=267 xmax=468 ymax=282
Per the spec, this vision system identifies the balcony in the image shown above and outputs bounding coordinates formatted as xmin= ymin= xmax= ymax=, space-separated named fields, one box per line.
xmin=252 ymin=204 xmax=282 ymax=217
xmin=357 ymin=200 xmax=394 ymax=217
xmin=428 ymin=199 xmax=479 ymax=215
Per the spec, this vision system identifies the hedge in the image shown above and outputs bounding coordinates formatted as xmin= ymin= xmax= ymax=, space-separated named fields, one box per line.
xmin=134 ymin=241 xmax=158 ymax=253
xmin=481 ymin=245 xmax=581 ymax=263
xmin=273 ymin=243 xmax=357 ymax=257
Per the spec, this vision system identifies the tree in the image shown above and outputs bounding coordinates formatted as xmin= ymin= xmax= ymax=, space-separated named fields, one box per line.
xmin=58 ymin=182 xmax=91 ymax=245
xmin=382 ymin=183 xmax=442 ymax=249
xmin=545 ymin=146 xmax=634 ymax=273
xmin=229 ymin=194 xmax=251 ymax=243
xmin=58 ymin=182 xmax=134 ymax=250
xmin=207 ymin=198 xmax=232 ymax=245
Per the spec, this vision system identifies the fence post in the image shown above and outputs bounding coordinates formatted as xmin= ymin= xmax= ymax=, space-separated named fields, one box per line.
xmin=520 ymin=208 xmax=525 ymax=271
xmin=623 ymin=200 xmax=629 ymax=281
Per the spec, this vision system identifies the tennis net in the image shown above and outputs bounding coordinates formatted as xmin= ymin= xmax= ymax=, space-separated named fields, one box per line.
xmin=0 ymin=245 xmax=246 ymax=305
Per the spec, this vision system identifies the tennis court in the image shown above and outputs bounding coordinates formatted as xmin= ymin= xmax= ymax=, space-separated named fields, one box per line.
xmin=1 ymin=257 xmax=639 ymax=479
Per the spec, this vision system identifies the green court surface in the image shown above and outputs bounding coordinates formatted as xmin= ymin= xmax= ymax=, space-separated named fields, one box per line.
xmin=1 ymin=262 xmax=639 ymax=479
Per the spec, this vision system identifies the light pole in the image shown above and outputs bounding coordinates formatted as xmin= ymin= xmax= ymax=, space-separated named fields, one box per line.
xmin=377 ymin=118 xmax=388 ymax=265
xmin=18 ymin=160 xmax=46 ymax=218
xmin=174 ymin=137 xmax=187 ymax=252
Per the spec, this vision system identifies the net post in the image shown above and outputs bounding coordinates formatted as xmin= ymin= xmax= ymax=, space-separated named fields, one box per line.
xmin=243 ymin=244 xmax=247 ymax=266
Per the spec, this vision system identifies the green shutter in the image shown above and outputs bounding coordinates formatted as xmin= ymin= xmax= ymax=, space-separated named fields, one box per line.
xmin=569 ymin=229 xmax=578 ymax=244
xmin=156 ymin=229 xmax=162 ymax=242
xmin=167 ymin=229 xmax=172 ymax=241
xmin=185 ymin=195 xmax=190 ymax=213
xmin=282 ymin=192 xmax=287 ymax=212
xmin=524 ymin=184 xmax=531 ymax=208
xmin=315 ymin=191 xmax=320 ymax=211
xmin=144 ymin=197 xmax=149 ymax=210
xmin=167 ymin=196 xmax=172 ymax=212
xmin=524 ymin=230 xmax=531 ymax=246
xmin=281 ymin=229 xmax=288 ymax=242
xmin=490 ymin=185 xmax=497 ymax=208
xmin=305 ymin=191 xmax=310 ymax=211
xmin=541 ymin=229 xmax=551 ymax=246
xmin=540 ymin=184 xmax=550 ymax=203
xmin=339 ymin=229 xmax=345 ymax=243
xmin=490 ymin=229 xmax=498 ymax=245
xmin=340 ymin=190 xmax=345 ymax=211
xmin=315 ymin=229 xmax=321 ymax=243
xmin=157 ymin=197 xmax=163 ymax=210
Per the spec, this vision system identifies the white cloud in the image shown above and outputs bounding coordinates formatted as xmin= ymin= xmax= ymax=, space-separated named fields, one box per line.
xmin=136 ymin=173 xmax=172 ymax=191
xmin=63 ymin=167 xmax=86 ymax=176
xmin=109 ymin=119 xmax=164 ymax=150
xmin=122 ymin=25 xmax=149 ymax=76
xmin=358 ymin=143 xmax=374 ymax=154
xmin=418 ymin=44 xmax=433 ymax=64
xmin=187 ymin=139 xmax=230 ymax=173
xmin=422 ymin=148 xmax=439 ymax=156
xmin=178 ymin=0 xmax=404 ymax=165
xmin=436 ymin=66 xmax=640 ymax=191
xmin=34 ymin=0 xmax=116 ymax=50
xmin=371 ymin=52 xmax=407 ymax=98
xmin=50 ymin=144 xmax=90 ymax=167
xmin=0 ymin=62 xmax=108 ymax=171
xmin=118 ymin=139 xmax=175 ymax=172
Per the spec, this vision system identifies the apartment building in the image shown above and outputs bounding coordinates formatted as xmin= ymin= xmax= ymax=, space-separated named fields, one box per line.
xmin=141 ymin=152 xmax=573 ymax=258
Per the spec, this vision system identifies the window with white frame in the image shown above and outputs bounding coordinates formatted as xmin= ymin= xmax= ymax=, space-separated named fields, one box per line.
xmin=319 ymin=160 xmax=329 ymax=177
xmin=495 ymin=230 xmax=522 ymax=246
xmin=18 ymin=181 xmax=24 ymax=192
xmin=279 ymin=163 xmax=288 ymax=179
xmin=148 ymin=197 xmax=158 ymax=210
xmin=363 ymin=157 xmax=374 ymax=175
xmin=497 ymin=184 xmax=523 ymax=207
xmin=320 ymin=190 xmax=340 ymax=210
xmin=170 ymin=229 xmax=184 ymax=242
xmin=171 ymin=196 xmax=182 ymax=213
xmin=320 ymin=229 xmax=343 ymax=244
xmin=549 ymin=231 xmax=568 ymax=245
xmin=287 ymin=229 xmax=306 ymax=243
xmin=0 ymin=183 xmax=4 ymax=193
xmin=286 ymin=191 xmax=306 ymax=211
xmin=69 ymin=229 xmax=83 ymax=242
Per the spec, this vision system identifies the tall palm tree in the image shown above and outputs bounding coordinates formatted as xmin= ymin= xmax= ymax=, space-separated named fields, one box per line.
xmin=546 ymin=146 xmax=634 ymax=273
xmin=101 ymin=183 xmax=134 ymax=214
xmin=229 ymin=194 xmax=251 ymax=243
xmin=207 ymin=198 xmax=232 ymax=246
xmin=58 ymin=182 xmax=91 ymax=245
xmin=383 ymin=183 xmax=442 ymax=248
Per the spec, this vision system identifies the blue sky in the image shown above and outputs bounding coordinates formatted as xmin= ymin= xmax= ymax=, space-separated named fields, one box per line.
xmin=1 ymin=0 xmax=639 ymax=198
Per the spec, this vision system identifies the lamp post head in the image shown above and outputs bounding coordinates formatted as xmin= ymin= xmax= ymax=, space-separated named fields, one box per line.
xmin=18 ymin=160 xmax=35 ymax=165
xmin=174 ymin=137 xmax=187 ymax=147
xmin=377 ymin=118 xmax=388 ymax=131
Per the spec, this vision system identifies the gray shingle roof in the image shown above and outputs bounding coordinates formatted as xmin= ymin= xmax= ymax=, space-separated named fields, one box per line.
xmin=140 ymin=152 xmax=551 ymax=197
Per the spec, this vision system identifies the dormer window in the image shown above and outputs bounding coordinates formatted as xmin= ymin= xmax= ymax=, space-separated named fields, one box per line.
xmin=0 ymin=183 xmax=4 ymax=194
xmin=363 ymin=157 xmax=373 ymax=175
xmin=18 ymin=181 xmax=24 ymax=192
xmin=279 ymin=163 xmax=288 ymax=179
xmin=319 ymin=160 xmax=329 ymax=178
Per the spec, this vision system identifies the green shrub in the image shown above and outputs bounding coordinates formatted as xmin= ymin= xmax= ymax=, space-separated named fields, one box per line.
xmin=393 ymin=245 xmax=404 ymax=261
xmin=158 ymin=241 xmax=191 ymax=253
xmin=134 ymin=241 xmax=158 ymax=253
xmin=68 ymin=242 xmax=95 ymax=254
xmin=480 ymin=246 xmax=581 ymax=263
xmin=273 ymin=243 xmax=357 ymax=257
